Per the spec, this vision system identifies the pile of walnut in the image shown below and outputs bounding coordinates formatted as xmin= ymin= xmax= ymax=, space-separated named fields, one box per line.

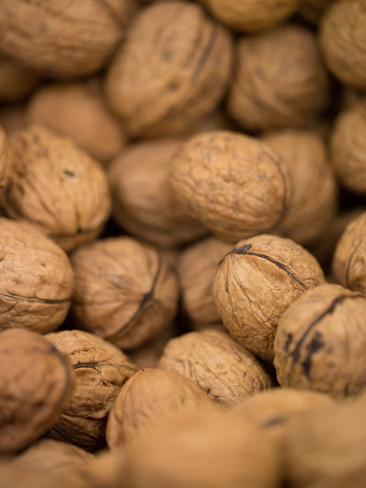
xmin=0 ymin=0 xmax=366 ymax=486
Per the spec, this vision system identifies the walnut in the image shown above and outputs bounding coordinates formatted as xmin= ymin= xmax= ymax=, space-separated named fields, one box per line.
xmin=0 ymin=0 xmax=136 ymax=78
xmin=71 ymin=237 xmax=179 ymax=350
xmin=0 ymin=465 xmax=88 ymax=488
xmin=0 ymin=125 xmax=11 ymax=194
xmin=159 ymin=329 xmax=272 ymax=407
xmin=0 ymin=104 xmax=27 ymax=133
xmin=0 ymin=329 xmax=74 ymax=455
xmin=320 ymin=0 xmax=366 ymax=90
xmin=171 ymin=131 xmax=289 ymax=243
xmin=27 ymin=79 xmax=126 ymax=164
xmin=0 ymin=53 xmax=40 ymax=102
xmin=274 ymin=283 xmax=366 ymax=398
xmin=109 ymin=140 xmax=205 ymax=248
xmin=214 ymin=234 xmax=325 ymax=360
xmin=300 ymin=0 xmax=334 ymax=24
xmin=228 ymin=25 xmax=330 ymax=132
xmin=106 ymin=368 xmax=212 ymax=446
xmin=3 ymin=125 xmax=111 ymax=252
xmin=0 ymin=218 xmax=73 ymax=333
xmin=106 ymin=1 xmax=233 ymax=138
xmin=46 ymin=330 xmax=136 ymax=450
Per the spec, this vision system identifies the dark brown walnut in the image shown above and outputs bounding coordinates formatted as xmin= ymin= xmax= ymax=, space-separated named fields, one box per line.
xmin=0 ymin=104 xmax=27 ymax=133
xmin=228 ymin=25 xmax=330 ymax=132
xmin=0 ymin=126 xmax=11 ymax=194
xmin=72 ymin=237 xmax=179 ymax=350
xmin=3 ymin=125 xmax=111 ymax=252
xmin=46 ymin=330 xmax=136 ymax=450
xmin=106 ymin=1 xmax=233 ymax=138
xmin=106 ymin=368 xmax=212 ymax=446
xmin=321 ymin=0 xmax=366 ymax=90
xmin=214 ymin=234 xmax=325 ymax=360
xmin=171 ymin=131 xmax=289 ymax=243
xmin=274 ymin=284 xmax=366 ymax=398
xmin=300 ymin=0 xmax=334 ymax=24
xmin=0 ymin=0 xmax=136 ymax=78
xmin=159 ymin=329 xmax=272 ymax=407
xmin=0 ymin=54 xmax=40 ymax=102
xmin=265 ymin=130 xmax=337 ymax=244
xmin=27 ymin=79 xmax=126 ymax=164
xmin=109 ymin=140 xmax=205 ymax=248
xmin=0 ymin=329 xmax=74 ymax=455
xmin=0 ymin=218 xmax=73 ymax=333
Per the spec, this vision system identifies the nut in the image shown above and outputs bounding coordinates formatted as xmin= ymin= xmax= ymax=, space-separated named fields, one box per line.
xmin=0 ymin=125 xmax=11 ymax=193
xmin=0 ymin=53 xmax=40 ymax=102
xmin=0 ymin=104 xmax=26 ymax=133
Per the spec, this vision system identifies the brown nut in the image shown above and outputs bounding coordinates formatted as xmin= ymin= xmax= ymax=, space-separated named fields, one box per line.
xmin=0 ymin=53 xmax=40 ymax=102
xmin=0 ymin=0 xmax=135 ymax=78
xmin=0 ymin=329 xmax=74 ymax=455
xmin=4 ymin=125 xmax=111 ymax=251
xmin=0 ymin=104 xmax=27 ymax=133
xmin=274 ymin=284 xmax=366 ymax=398
xmin=46 ymin=330 xmax=136 ymax=450
xmin=0 ymin=125 xmax=11 ymax=194
xmin=71 ymin=237 xmax=179 ymax=350
xmin=109 ymin=140 xmax=205 ymax=248
xmin=106 ymin=1 xmax=233 ymax=138
xmin=0 ymin=465 xmax=88 ymax=488
xmin=171 ymin=131 xmax=289 ymax=243
xmin=159 ymin=329 xmax=272 ymax=407
xmin=106 ymin=368 xmax=212 ymax=445
xmin=0 ymin=218 xmax=73 ymax=333
xmin=214 ymin=234 xmax=325 ymax=360
xmin=300 ymin=0 xmax=334 ymax=24
xmin=228 ymin=25 xmax=330 ymax=132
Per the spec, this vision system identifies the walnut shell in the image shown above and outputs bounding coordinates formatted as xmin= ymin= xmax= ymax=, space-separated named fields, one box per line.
xmin=228 ymin=25 xmax=330 ymax=132
xmin=109 ymin=140 xmax=205 ymax=248
xmin=71 ymin=237 xmax=179 ymax=350
xmin=0 ymin=329 xmax=74 ymax=455
xmin=0 ymin=0 xmax=135 ymax=78
xmin=4 ymin=125 xmax=111 ymax=251
xmin=0 ymin=125 xmax=11 ymax=194
xmin=274 ymin=284 xmax=366 ymax=397
xmin=214 ymin=234 xmax=325 ymax=360
xmin=0 ymin=218 xmax=73 ymax=333
xmin=0 ymin=104 xmax=27 ymax=133
xmin=27 ymin=80 xmax=126 ymax=164
xmin=106 ymin=1 xmax=233 ymax=138
xmin=171 ymin=131 xmax=289 ymax=243
xmin=0 ymin=54 xmax=40 ymax=102
xmin=300 ymin=0 xmax=334 ymax=24
xmin=46 ymin=330 xmax=136 ymax=450
xmin=159 ymin=329 xmax=272 ymax=406
xmin=0 ymin=465 xmax=88 ymax=488
xmin=320 ymin=0 xmax=366 ymax=90
xmin=106 ymin=368 xmax=212 ymax=445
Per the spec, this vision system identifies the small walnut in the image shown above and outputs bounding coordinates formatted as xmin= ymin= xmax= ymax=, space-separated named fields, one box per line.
xmin=71 ymin=237 xmax=179 ymax=350
xmin=106 ymin=1 xmax=233 ymax=138
xmin=300 ymin=0 xmax=334 ymax=24
xmin=274 ymin=284 xmax=366 ymax=397
xmin=0 ymin=218 xmax=73 ymax=333
xmin=159 ymin=329 xmax=272 ymax=407
xmin=228 ymin=25 xmax=330 ymax=131
xmin=3 ymin=125 xmax=111 ymax=251
xmin=171 ymin=131 xmax=289 ymax=243
xmin=109 ymin=140 xmax=205 ymax=248
xmin=321 ymin=0 xmax=366 ymax=90
xmin=0 ymin=329 xmax=74 ymax=455
xmin=0 ymin=126 xmax=11 ymax=193
xmin=214 ymin=234 xmax=325 ymax=360
xmin=106 ymin=368 xmax=212 ymax=445
xmin=46 ymin=330 xmax=136 ymax=450
xmin=0 ymin=53 xmax=40 ymax=102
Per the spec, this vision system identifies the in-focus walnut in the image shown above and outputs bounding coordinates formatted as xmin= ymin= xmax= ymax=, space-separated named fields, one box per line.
xmin=300 ymin=0 xmax=334 ymax=24
xmin=109 ymin=140 xmax=205 ymax=248
xmin=214 ymin=234 xmax=325 ymax=360
xmin=0 ymin=218 xmax=73 ymax=333
xmin=0 ymin=126 xmax=11 ymax=194
xmin=3 ymin=125 xmax=111 ymax=251
xmin=27 ymin=79 xmax=126 ymax=164
xmin=265 ymin=129 xmax=337 ymax=244
xmin=171 ymin=131 xmax=289 ymax=243
xmin=106 ymin=1 xmax=233 ymax=138
xmin=106 ymin=368 xmax=212 ymax=446
xmin=228 ymin=25 xmax=330 ymax=132
xmin=0 ymin=0 xmax=136 ymax=78
xmin=72 ymin=237 xmax=179 ymax=350
xmin=46 ymin=330 xmax=136 ymax=450
xmin=320 ymin=0 xmax=366 ymax=90
xmin=330 ymin=101 xmax=366 ymax=194
xmin=0 ymin=54 xmax=40 ymax=102
xmin=0 ymin=329 xmax=74 ymax=455
xmin=274 ymin=284 xmax=366 ymax=398
xmin=177 ymin=237 xmax=231 ymax=325
xmin=159 ymin=329 xmax=272 ymax=407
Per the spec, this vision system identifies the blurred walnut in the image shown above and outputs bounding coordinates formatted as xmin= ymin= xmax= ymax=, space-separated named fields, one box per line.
xmin=0 ymin=126 xmax=11 ymax=194
xmin=72 ymin=237 xmax=179 ymax=350
xmin=300 ymin=0 xmax=334 ymax=24
xmin=0 ymin=465 xmax=89 ymax=488
xmin=189 ymin=110 xmax=233 ymax=136
xmin=0 ymin=104 xmax=27 ymax=133
xmin=0 ymin=54 xmax=40 ymax=101
xmin=128 ymin=324 xmax=175 ymax=369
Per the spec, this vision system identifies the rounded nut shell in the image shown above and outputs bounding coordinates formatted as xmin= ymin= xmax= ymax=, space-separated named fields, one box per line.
xmin=0 ymin=54 xmax=40 ymax=102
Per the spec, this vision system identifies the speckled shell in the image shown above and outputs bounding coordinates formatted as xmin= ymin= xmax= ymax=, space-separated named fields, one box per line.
xmin=0 ymin=54 xmax=40 ymax=102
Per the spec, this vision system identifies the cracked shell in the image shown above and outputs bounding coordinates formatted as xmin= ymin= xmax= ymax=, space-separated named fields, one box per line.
xmin=0 ymin=126 xmax=11 ymax=194
xmin=214 ymin=234 xmax=325 ymax=360
xmin=274 ymin=284 xmax=366 ymax=398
